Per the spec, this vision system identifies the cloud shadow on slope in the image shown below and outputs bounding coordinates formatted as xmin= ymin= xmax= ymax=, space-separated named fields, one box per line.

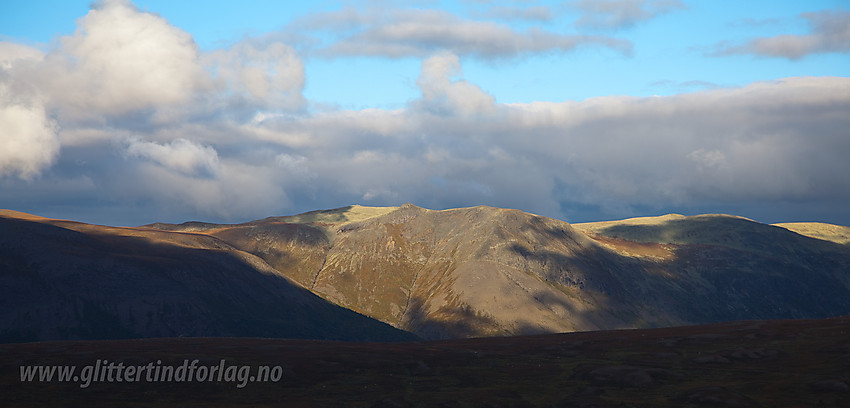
xmin=0 ymin=216 xmax=416 ymax=343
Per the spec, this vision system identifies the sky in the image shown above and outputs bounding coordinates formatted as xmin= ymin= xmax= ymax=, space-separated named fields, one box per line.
xmin=1 ymin=0 xmax=848 ymax=227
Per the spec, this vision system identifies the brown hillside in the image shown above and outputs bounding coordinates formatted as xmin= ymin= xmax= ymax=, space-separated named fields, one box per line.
xmin=152 ymin=205 xmax=850 ymax=340
xmin=0 ymin=210 xmax=415 ymax=343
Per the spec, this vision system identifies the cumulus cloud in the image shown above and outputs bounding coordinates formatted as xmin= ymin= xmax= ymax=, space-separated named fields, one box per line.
xmin=570 ymin=0 xmax=688 ymax=30
xmin=0 ymin=42 xmax=44 ymax=69
xmin=0 ymin=46 xmax=58 ymax=180
xmin=205 ymin=40 xmax=306 ymax=113
xmin=0 ymin=0 xmax=312 ymax=221
xmin=40 ymin=0 xmax=208 ymax=119
xmin=0 ymin=97 xmax=59 ymax=180
xmin=1 ymin=0 xmax=849 ymax=227
xmin=713 ymin=9 xmax=850 ymax=59
xmin=3 ymin=0 xmax=306 ymax=127
xmin=416 ymin=52 xmax=495 ymax=116
xmin=291 ymin=8 xmax=632 ymax=58
xmin=125 ymin=138 xmax=220 ymax=178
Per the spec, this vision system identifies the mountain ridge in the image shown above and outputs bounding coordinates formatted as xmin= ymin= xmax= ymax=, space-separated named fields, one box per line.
xmin=4 ymin=205 xmax=850 ymax=342
xmin=142 ymin=204 xmax=850 ymax=339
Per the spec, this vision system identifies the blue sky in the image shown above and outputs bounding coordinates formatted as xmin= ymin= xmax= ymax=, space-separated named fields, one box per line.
xmin=4 ymin=0 xmax=847 ymax=106
xmin=1 ymin=0 xmax=849 ymax=226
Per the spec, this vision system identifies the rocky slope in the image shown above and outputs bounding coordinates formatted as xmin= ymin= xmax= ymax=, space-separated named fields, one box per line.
xmin=0 ymin=210 xmax=416 ymax=343
xmin=150 ymin=204 xmax=850 ymax=340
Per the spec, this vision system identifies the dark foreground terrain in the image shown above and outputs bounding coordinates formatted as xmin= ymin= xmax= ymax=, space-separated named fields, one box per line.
xmin=3 ymin=315 xmax=848 ymax=407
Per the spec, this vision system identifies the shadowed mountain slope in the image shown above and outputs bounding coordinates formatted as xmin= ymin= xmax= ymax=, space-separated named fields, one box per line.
xmin=151 ymin=205 xmax=850 ymax=340
xmin=0 ymin=210 xmax=416 ymax=343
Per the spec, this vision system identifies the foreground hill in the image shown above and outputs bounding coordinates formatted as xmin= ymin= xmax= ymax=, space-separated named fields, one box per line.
xmin=3 ymin=315 xmax=848 ymax=407
xmin=0 ymin=210 xmax=415 ymax=343
xmin=150 ymin=204 xmax=850 ymax=340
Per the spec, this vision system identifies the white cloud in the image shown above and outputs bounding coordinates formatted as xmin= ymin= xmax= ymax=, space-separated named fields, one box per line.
xmin=125 ymin=138 xmax=220 ymax=178
xmin=42 ymin=0 xmax=208 ymax=118
xmin=1 ymin=1 xmax=848 ymax=227
xmin=0 ymin=97 xmax=59 ymax=180
xmin=0 ymin=42 xmax=44 ymax=69
xmin=416 ymin=52 xmax=495 ymax=116
xmin=500 ymin=77 xmax=850 ymax=204
xmin=116 ymin=158 xmax=290 ymax=221
xmin=570 ymin=0 xmax=688 ymax=30
xmin=205 ymin=40 xmax=306 ymax=111
xmin=253 ymin=73 xmax=850 ymax=222
xmin=275 ymin=153 xmax=312 ymax=178
xmin=713 ymin=9 xmax=850 ymax=59
xmin=4 ymin=0 xmax=306 ymax=129
xmin=0 ymin=42 xmax=50 ymax=178
xmin=291 ymin=8 xmax=632 ymax=58
xmin=0 ymin=0 xmax=311 ymax=220
xmin=476 ymin=5 xmax=554 ymax=22
xmin=0 ymin=46 xmax=59 ymax=180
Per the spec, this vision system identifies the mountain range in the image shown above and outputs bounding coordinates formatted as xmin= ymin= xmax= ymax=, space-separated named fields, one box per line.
xmin=2 ymin=204 xmax=850 ymax=342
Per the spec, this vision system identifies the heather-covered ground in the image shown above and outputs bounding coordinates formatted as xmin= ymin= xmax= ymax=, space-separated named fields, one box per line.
xmin=3 ymin=315 xmax=848 ymax=407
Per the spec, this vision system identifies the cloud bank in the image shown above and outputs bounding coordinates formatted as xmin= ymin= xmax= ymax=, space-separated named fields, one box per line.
xmin=1 ymin=0 xmax=848 ymax=227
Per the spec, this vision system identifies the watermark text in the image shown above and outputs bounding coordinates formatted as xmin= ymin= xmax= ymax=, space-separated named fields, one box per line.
xmin=20 ymin=359 xmax=283 ymax=388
